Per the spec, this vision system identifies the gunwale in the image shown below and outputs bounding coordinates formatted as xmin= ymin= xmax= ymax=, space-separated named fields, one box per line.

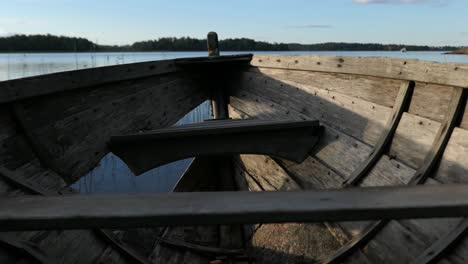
xmin=0 ymin=59 xmax=179 ymax=104
xmin=252 ymin=54 xmax=468 ymax=88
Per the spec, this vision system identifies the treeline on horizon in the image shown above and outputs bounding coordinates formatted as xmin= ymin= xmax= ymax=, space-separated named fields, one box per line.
xmin=0 ymin=34 xmax=461 ymax=52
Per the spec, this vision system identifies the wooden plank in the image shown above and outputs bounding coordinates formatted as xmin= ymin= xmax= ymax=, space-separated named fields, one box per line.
xmin=0 ymin=159 xmax=119 ymax=264
xmin=154 ymin=142 xmax=225 ymax=264
xmin=0 ymin=106 xmax=18 ymax=143
xmin=0 ymin=167 xmax=54 ymax=196
xmin=231 ymin=68 xmax=454 ymax=262
xmin=364 ymin=220 xmax=429 ymax=264
xmin=402 ymin=127 xmax=468 ymax=262
xmin=236 ymin=71 xmax=391 ymax=146
xmin=324 ymin=221 xmax=387 ymax=264
xmin=409 ymin=87 xmax=467 ymax=185
xmin=94 ymin=246 xmax=126 ymax=264
xmin=251 ymin=55 xmax=468 ymax=88
xmin=409 ymin=99 xmax=468 ymax=264
xmin=175 ymin=54 xmax=252 ymax=68
xmin=415 ymin=128 xmax=468 ymax=263
xmin=0 ymin=59 xmax=179 ymax=104
xmin=343 ymin=81 xmax=414 ymax=186
xmin=434 ymin=127 xmax=468 ymax=184
xmin=229 ymin=89 xmax=373 ymax=178
xmin=159 ymin=238 xmax=244 ymax=256
xmin=408 ymin=83 xmax=454 ymax=123
xmin=94 ymin=230 xmax=152 ymax=264
xmin=13 ymin=73 xmax=183 ymax=130
xmin=411 ymin=219 xmax=468 ymax=264
xmin=0 ymin=233 xmax=55 ymax=264
xmin=110 ymin=120 xmax=322 ymax=175
xmin=111 ymin=119 xmax=320 ymax=139
xmin=0 ymin=134 xmax=37 ymax=172
xmin=230 ymin=104 xmax=418 ymax=262
xmin=237 ymin=154 xmax=300 ymax=191
xmin=398 ymin=216 xmax=460 ymax=246
xmin=229 ymin=83 xmax=424 ymax=261
xmin=360 ymin=155 xmax=416 ymax=187
xmin=13 ymin=77 xmax=208 ymax=182
xmin=278 ymin=156 xmax=345 ymax=190
xmin=247 ymin=67 xmax=402 ymax=107
xmin=389 ymin=113 xmax=441 ymax=169
xmin=459 ymin=103 xmax=468 ymax=130
xmin=4 ymin=184 xmax=468 ymax=230
xmin=323 ymin=155 xmax=417 ymax=263
xmin=230 ymin=103 xmax=345 ymax=258
xmin=230 ymin=90 xmax=411 ymax=242
xmin=0 ymin=167 xmax=151 ymax=264
xmin=232 ymin=157 xmax=264 ymax=192
xmin=325 ymin=87 xmax=467 ymax=263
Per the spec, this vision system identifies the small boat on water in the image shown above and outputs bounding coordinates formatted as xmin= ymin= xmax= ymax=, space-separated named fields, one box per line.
xmin=1 ymin=32 xmax=468 ymax=263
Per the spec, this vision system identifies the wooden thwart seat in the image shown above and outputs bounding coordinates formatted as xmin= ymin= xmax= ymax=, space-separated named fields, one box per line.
xmin=109 ymin=119 xmax=323 ymax=175
xmin=174 ymin=54 xmax=253 ymax=68
xmin=3 ymin=184 xmax=468 ymax=231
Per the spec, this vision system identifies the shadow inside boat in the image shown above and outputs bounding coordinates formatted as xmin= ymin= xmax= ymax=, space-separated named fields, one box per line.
xmin=69 ymin=65 xmax=467 ymax=263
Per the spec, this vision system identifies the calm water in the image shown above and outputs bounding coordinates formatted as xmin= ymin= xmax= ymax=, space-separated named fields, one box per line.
xmin=2 ymin=51 xmax=468 ymax=81
xmin=1 ymin=51 xmax=467 ymax=193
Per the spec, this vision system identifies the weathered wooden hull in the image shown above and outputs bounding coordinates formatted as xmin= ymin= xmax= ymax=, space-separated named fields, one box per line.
xmin=230 ymin=55 xmax=468 ymax=263
xmin=0 ymin=59 xmax=213 ymax=263
xmin=1 ymin=53 xmax=468 ymax=264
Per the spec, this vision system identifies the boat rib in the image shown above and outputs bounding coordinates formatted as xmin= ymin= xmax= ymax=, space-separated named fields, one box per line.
xmin=324 ymin=87 xmax=467 ymax=264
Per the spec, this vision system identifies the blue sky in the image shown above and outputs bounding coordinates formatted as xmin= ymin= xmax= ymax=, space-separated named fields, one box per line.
xmin=0 ymin=0 xmax=467 ymax=46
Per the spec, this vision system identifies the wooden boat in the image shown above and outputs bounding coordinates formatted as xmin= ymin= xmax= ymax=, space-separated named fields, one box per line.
xmin=1 ymin=32 xmax=468 ymax=263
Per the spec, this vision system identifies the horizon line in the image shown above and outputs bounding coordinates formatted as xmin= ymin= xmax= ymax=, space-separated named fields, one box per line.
xmin=0 ymin=33 xmax=464 ymax=48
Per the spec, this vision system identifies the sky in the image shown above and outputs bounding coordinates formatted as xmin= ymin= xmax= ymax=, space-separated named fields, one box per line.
xmin=0 ymin=0 xmax=467 ymax=46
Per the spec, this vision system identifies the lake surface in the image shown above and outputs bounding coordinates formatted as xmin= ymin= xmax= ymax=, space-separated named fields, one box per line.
xmin=2 ymin=51 xmax=468 ymax=81
xmin=1 ymin=51 xmax=467 ymax=193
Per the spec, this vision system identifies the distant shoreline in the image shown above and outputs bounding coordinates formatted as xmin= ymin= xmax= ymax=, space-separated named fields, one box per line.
xmin=0 ymin=34 xmax=462 ymax=53
xmin=445 ymin=48 xmax=468 ymax=55
xmin=0 ymin=50 xmax=461 ymax=54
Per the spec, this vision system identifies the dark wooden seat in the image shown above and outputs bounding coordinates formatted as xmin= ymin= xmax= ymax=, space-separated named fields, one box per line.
xmin=2 ymin=184 xmax=468 ymax=231
xmin=174 ymin=54 xmax=253 ymax=68
xmin=109 ymin=119 xmax=323 ymax=175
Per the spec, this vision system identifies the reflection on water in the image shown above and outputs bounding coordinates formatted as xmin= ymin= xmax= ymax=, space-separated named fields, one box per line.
xmin=1 ymin=51 xmax=467 ymax=193
xmin=72 ymin=101 xmax=211 ymax=193
xmin=0 ymin=52 xmax=209 ymax=81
